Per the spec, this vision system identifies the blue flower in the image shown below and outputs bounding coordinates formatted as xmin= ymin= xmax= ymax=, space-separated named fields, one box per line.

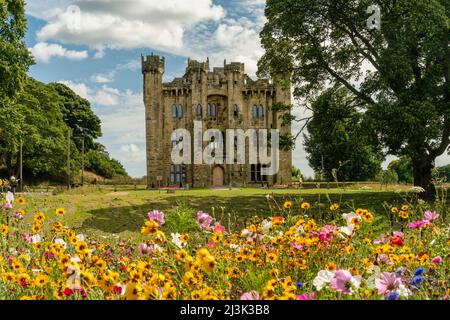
xmin=386 ymin=292 xmax=399 ymax=300
xmin=414 ymin=267 xmax=425 ymax=276
xmin=411 ymin=276 xmax=424 ymax=288
xmin=395 ymin=268 xmax=403 ymax=276
xmin=296 ymin=282 xmax=303 ymax=288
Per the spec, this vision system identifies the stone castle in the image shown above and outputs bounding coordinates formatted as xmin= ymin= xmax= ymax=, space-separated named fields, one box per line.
xmin=142 ymin=54 xmax=292 ymax=188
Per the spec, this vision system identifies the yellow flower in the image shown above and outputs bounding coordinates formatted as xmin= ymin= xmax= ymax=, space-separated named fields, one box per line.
xmin=1 ymin=224 xmax=9 ymax=236
xmin=55 ymin=208 xmax=66 ymax=216
xmin=391 ymin=207 xmax=398 ymax=214
xmin=0 ymin=178 xmax=3 ymax=187
xmin=34 ymin=212 xmax=45 ymax=223
xmin=201 ymin=255 xmax=216 ymax=272
xmin=34 ymin=275 xmax=49 ymax=287
xmin=17 ymin=196 xmax=26 ymax=205
xmin=283 ymin=201 xmax=293 ymax=209
xmin=266 ymin=252 xmax=278 ymax=264
xmin=325 ymin=262 xmax=337 ymax=271
xmin=330 ymin=203 xmax=339 ymax=211
xmin=76 ymin=241 xmax=90 ymax=256
xmin=399 ymin=211 xmax=409 ymax=219
xmin=401 ymin=204 xmax=409 ymax=211
xmin=301 ymin=202 xmax=311 ymax=210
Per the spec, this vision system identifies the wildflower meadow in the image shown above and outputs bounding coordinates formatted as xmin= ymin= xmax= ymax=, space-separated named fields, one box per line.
xmin=0 ymin=182 xmax=448 ymax=300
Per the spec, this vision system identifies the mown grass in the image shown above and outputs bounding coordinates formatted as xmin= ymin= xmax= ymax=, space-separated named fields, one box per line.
xmin=17 ymin=184 xmax=427 ymax=243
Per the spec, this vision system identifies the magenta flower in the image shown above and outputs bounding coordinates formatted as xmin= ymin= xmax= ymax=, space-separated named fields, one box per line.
xmin=2 ymin=202 xmax=12 ymax=211
xmin=296 ymin=292 xmax=317 ymax=300
xmin=375 ymin=272 xmax=402 ymax=295
xmin=431 ymin=256 xmax=442 ymax=264
xmin=408 ymin=220 xmax=430 ymax=229
xmin=147 ymin=210 xmax=165 ymax=226
xmin=138 ymin=243 xmax=153 ymax=255
xmin=423 ymin=210 xmax=439 ymax=222
xmin=330 ymin=270 xmax=360 ymax=294
xmin=319 ymin=225 xmax=337 ymax=243
xmin=196 ymin=211 xmax=213 ymax=229
xmin=240 ymin=291 xmax=261 ymax=300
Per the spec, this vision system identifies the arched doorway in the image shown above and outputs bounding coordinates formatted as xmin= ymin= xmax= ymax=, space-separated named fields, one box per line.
xmin=212 ymin=166 xmax=224 ymax=187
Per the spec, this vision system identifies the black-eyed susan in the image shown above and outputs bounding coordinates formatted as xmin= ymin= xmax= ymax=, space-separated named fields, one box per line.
xmin=325 ymin=262 xmax=337 ymax=271
xmin=1 ymin=224 xmax=9 ymax=236
xmin=266 ymin=252 xmax=278 ymax=264
xmin=401 ymin=204 xmax=409 ymax=211
xmin=391 ymin=207 xmax=399 ymax=214
xmin=330 ymin=203 xmax=340 ymax=211
xmin=301 ymin=202 xmax=311 ymax=210
xmin=17 ymin=196 xmax=26 ymax=205
xmin=34 ymin=275 xmax=49 ymax=287
xmin=283 ymin=201 xmax=293 ymax=209
xmin=201 ymin=255 xmax=216 ymax=272
xmin=399 ymin=211 xmax=409 ymax=219
xmin=32 ymin=223 xmax=42 ymax=234
xmin=55 ymin=208 xmax=66 ymax=216
xmin=34 ymin=212 xmax=45 ymax=223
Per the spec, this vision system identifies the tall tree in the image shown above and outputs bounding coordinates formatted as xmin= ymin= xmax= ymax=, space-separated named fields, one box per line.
xmin=304 ymin=87 xmax=382 ymax=181
xmin=388 ymin=157 xmax=413 ymax=184
xmin=49 ymin=83 xmax=102 ymax=151
xmin=0 ymin=0 xmax=33 ymax=174
xmin=259 ymin=0 xmax=450 ymax=198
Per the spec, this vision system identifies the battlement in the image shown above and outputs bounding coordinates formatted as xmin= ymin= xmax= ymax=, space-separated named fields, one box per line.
xmin=224 ymin=61 xmax=245 ymax=73
xmin=142 ymin=54 xmax=165 ymax=74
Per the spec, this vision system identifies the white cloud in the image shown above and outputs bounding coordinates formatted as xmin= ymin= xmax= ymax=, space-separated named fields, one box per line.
xmin=58 ymin=80 xmax=91 ymax=99
xmin=29 ymin=42 xmax=88 ymax=63
xmin=91 ymin=73 xmax=114 ymax=83
xmin=58 ymin=81 xmax=120 ymax=106
xmin=27 ymin=0 xmax=225 ymax=53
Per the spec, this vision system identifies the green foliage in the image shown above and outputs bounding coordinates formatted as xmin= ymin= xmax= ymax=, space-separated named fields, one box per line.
xmin=304 ymin=87 xmax=383 ymax=181
xmin=376 ymin=169 xmax=399 ymax=185
xmin=259 ymin=0 xmax=450 ymax=196
xmin=434 ymin=165 xmax=450 ymax=182
xmin=0 ymin=0 xmax=33 ymax=102
xmin=291 ymin=166 xmax=301 ymax=179
xmin=85 ymin=144 xmax=128 ymax=179
xmin=388 ymin=157 xmax=413 ymax=184
xmin=48 ymin=83 xmax=102 ymax=151
xmin=164 ymin=204 xmax=198 ymax=235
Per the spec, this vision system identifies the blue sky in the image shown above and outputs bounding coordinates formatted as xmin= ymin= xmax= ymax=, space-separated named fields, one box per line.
xmin=23 ymin=0 xmax=450 ymax=178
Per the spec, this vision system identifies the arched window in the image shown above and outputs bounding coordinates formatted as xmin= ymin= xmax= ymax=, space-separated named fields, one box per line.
xmin=196 ymin=104 xmax=202 ymax=117
xmin=211 ymin=103 xmax=217 ymax=116
xmin=252 ymin=105 xmax=258 ymax=119
xmin=207 ymin=103 xmax=212 ymax=116
xmin=172 ymin=104 xmax=178 ymax=118
xmin=258 ymin=105 xmax=264 ymax=118
xmin=178 ymin=105 xmax=184 ymax=118
xmin=232 ymin=104 xmax=239 ymax=117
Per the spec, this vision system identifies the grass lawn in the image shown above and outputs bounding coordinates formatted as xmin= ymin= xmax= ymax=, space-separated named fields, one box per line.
xmin=16 ymin=184 xmax=423 ymax=243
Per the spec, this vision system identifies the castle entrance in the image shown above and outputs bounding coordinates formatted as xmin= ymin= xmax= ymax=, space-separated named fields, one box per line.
xmin=212 ymin=166 xmax=224 ymax=187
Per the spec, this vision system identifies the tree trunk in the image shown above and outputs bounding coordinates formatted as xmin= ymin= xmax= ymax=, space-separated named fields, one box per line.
xmin=412 ymin=159 xmax=435 ymax=200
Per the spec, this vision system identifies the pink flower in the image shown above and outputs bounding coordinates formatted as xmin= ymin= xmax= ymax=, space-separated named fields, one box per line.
xmin=408 ymin=220 xmax=430 ymax=229
xmin=213 ymin=222 xmax=225 ymax=234
xmin=392 ymin=231 xmax=404 ymax=238
xmin=196 ymin=211 xmax=213 ymax=229
xmin=319 ymin=225 xmax=337 ymax=243
xmin=147 ymin=210 xmax=165 ymax=226
xmin=138 ymin=243 xmax=153 ymax=255
xmin=330 ymin=270 xmax=358 ymax=294
xmin=296 ymin=292 xmax=317 ymax=300
xmin=431 ymin=256 xmax=442 ymax=264
xmin=375 ymin=272 xmax=402 ymax=295
xmin=293 ymin=242 xmax=303 ymax=250
xmin=207 ymin=241 xmax=216 ymax=248
xmin=240 ymin=291 xmax=261 ymax=300
xmin=2 ymin=203 xmax=12 ymax=211
xmin=423 ymin=210 xmax=439 ymax=222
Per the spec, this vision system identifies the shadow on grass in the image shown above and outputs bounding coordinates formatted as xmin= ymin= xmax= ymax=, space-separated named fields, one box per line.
xmin=81 ymin=191 xmax=408 ymax=234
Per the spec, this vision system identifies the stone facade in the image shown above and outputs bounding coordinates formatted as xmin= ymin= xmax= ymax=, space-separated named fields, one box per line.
xmin=142 ymin=54 xmax=292 ymax=188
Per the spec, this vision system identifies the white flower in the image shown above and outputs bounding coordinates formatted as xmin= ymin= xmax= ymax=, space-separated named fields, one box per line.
xmin=313 ymin=270 xmax=335 ymax=291
xmin=339 ymin=225 xmax=355 ymax=237
xmin=71 ymin=256 xmax=82 ymax=263
xmin=261 ymin=220 xmax=272 ymax=234
xmin=397 ymin=284 xmax=411 ymax=298
xmin=54 ymin=238 xmax=67 ymax=249
xmin=31 ymin=234 xmax=41 ymax=244
xmin=6 ymin=191 xmax=14 ymax=204
xmin=342 ymin=212 xmax=361 ymax=225
xmin=241 ymin=229 xmax=251 ymax=237
xmin=76 ymin=234 xmax=85 ymax=242
xmin=430 ymin=239 xmax=436 ymax=246
xmin=350 ymin=275 xmax=362 ymax=289
xmin=170 ymin=233 xmax=185 ymax=248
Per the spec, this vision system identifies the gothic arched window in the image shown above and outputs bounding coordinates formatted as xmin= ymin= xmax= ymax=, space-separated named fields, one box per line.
xmin=178 ymin=105 xmax=184 ymax=118
xmin=172 ymin=104 xmax=178 ymax=118
xmin=232 ymin=104 xmax=239 ymax=117
xmin=258 ymin=105 xmax=264 ymax=118
xmin=211 ymin=103 xmax=217 ymax=116
xmin=196 ymin=104 xmax=202 ymax=117
xmin=252 ymin=105 xmax=258 ymax=119
xmin=207 ymin=103 xmax=212 ymax=116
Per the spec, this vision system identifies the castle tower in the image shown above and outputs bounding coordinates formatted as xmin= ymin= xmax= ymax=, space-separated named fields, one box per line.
xmin=142 ymin=54 xmax=165 ymax=188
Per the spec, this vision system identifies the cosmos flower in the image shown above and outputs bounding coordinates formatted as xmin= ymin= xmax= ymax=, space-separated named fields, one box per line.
xmin=196 ymin=211 xmax=213 ymax=229
xmin=240 ymin=291 xmax=261 ymax=300
xmin=375 ymin=272 xmax=402 ymax=295
xmin=148 ymin=210 xmax=165 ymax=226
xmin=330 ymin=270 xmax=362 ymax=295
xmin=423 ymin=211 xmax=439 ymax=222
xmin=313 ymin=270 xmax=335 ymax=291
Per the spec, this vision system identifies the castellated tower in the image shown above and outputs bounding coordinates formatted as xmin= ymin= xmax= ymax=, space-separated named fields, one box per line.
xmin=142 ymin=54 xmax=292 ymax=189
